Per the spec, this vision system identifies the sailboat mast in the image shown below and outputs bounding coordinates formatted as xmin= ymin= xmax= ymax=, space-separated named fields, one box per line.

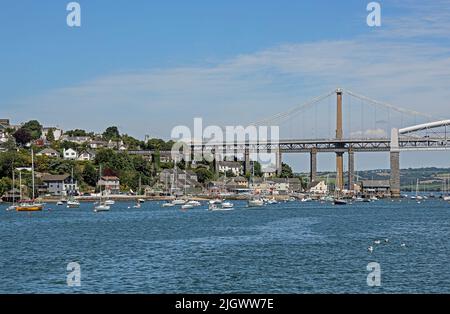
xmin=31 ymin=148 xmax=35 ymax=200
xmin=12 ymin=166 xmax=15 ymax=205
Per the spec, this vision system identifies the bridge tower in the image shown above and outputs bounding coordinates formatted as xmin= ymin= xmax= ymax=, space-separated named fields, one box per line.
xmin=335 ymin=88 xmax=345 ymax=191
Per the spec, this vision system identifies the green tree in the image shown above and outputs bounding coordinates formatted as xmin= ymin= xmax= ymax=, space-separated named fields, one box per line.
xmin=82 ymin=163 xmax=98 ymax=187
xmin=46 ymin=128 xmax=55 ymax=142
xmin=253 ymin=161 xmax=263 ymax=177
xmin=22 ymin=120 xmax=42 ymax=140
xmin=280 ymin=163 xmax=294 ymax=178
xmin=194 ymin=167 xmax=214 ymax=184
xmin=103 ymin=126 xmax=120 ymax=141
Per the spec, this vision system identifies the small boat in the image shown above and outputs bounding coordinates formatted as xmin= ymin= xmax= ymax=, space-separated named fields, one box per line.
xmin=94 ymin=204 xmax=110 ymax=212
xmin=162 ymin=202 xmax=175 ymax=207
xmin=172 ymin=199 xmax=187 ymax=205
xmin=16 ymin=200 xmax=44 ymax=211
xmin=443 ymin=196 xmax=450 ymax=201
xmin=334 ymin=199 xmax=348 ymax=205
xmin=105 ymin=199 xmax=115 ymax=205
xmin=209 ymin=201 xmax=234 ymax=211
xmin=181 ymin=204 xmax=193 ymax=210
xmin=6 ymin=205 xmax=16 ymax=211
xmin=248 ymin=198 xmax=264 ymax=207
xmin=186 ymin=200 xmax=201 ymax=207
xmin=354 ymin=197 xmax=364 ymax=202
xmin=67 ymin=197 xmax=80 ymax=208
xmin=137 ymin=198 xmax=146 ymax=203
xmin=301 ymin=197 xmax=312 ymax=203
xmin=56 ymin=201 xmax=64 ymax=206
xmin=267 ymin=198 xmax=278 ymax=205
xmin=133 ymin=202 xmax=141 ymax=209
xmin=209 ymin=199 xmax=223 ymax=205
xmin=222 ymin=201 xmax=234 ymax=209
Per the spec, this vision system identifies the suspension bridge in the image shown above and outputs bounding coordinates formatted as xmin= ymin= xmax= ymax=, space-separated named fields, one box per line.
xmin=187 ymin=88 xmax=449 ymax=197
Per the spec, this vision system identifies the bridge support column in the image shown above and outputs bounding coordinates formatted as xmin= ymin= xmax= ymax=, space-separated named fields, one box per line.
xmin=276 ymin=147 xmax=282 ymax=176
xmin=310 ymin=148 xmax=317 ymax=184
xmin=390 ymin=151 xmax=401 ymax=198
xmin=244 ymin=147 xmax=250 ymax=176
xmin=336 ymin=152 xmax=344 ymax=191
xmin=348 ymin=149 xmax=354 ymax=190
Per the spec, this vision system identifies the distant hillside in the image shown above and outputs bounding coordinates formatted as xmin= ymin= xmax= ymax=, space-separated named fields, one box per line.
xmin=296 ymin=167 xmax=450 ymax=192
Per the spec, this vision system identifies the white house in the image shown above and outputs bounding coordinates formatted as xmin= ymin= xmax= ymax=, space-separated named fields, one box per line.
xmin=217 ymin=161 xmax=243 ymax=176
xmin=41 ymin=127 xmax=63 ymax=141
xmin=63 ymin=148 xmax=78 ymax=160
xmin=37 ymin=148 xmax=60 ymax=158
xmin=77 ymin=149 xmax=96 ymax=161
xmin=309 ymin=181 xmax=328 ymax=195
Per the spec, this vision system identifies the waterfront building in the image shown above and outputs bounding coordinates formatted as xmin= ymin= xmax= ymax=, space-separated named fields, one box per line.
xmin=308 ymin=180 xmax=328 ymax=195
xmin=360 ymin=180 xmax=391 ymax=195
xmin=41 ymin=173 xmax=78 ymax=196
xmin=98 ymin=176 xmax=121 ymax=195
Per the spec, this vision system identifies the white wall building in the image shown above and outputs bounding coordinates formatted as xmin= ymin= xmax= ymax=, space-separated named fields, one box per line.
xmin=63 ymin=148 xmax=78 ymax=160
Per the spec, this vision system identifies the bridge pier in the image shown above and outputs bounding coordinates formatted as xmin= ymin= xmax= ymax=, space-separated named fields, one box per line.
xmin=310 ymin=148 xmax=317 ymax=183
xmin=276 ymin=147 xmax=282 ymax=176
xmin=336 ymin=152 xmax=344 ymax=191
xmin=244 ymin=146 xmax=250 ymax=176
xmin=390 ymin=151 xmax=401 ymax=198
xmin=348 ymin=149 xmax=354 ymax=190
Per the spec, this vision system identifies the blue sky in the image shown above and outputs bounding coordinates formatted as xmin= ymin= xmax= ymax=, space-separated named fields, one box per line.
xmin=1 ymin=0 xmax=449 ymax=170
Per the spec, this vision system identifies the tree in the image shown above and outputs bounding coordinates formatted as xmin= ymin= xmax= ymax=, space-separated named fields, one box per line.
xmin=46 ymin=128 xmax=55 ymax=142
xmin=194 ymin=167 xmax=214 ymax=184
xmin=21 ymin=120 xmax=42 ymax=140
xmin=103 ymin=126 xmax=120 ymax=141
xmin=13 ymin=128 xmax=32 ymax=146
xmin=225 ymin=170 xmax=236 ymax=177
xmin=280 ymin=163 xmax=294 ymax=178
xmin=253 ymin=161 xmax=263 ymax=177
xmin=82 ymin=163 xmax=98 ymax=187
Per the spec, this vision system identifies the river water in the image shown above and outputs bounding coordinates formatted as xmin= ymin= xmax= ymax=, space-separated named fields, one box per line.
xmin=0 ymin=199 xmax=449 ymax=293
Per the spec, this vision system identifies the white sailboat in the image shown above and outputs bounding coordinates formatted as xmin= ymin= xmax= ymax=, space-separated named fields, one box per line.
xmin=94 ymin=165 xmax=110 ymax=212
xmin=67 ymin=167 xmax=80 ymax=208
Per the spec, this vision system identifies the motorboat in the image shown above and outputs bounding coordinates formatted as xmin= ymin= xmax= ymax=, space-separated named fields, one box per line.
xmin=162 ymin=202 xmax=175 ymax=207
xmin=301 ymin=197 xmax=312 ymax=203
xmin=56 ymin=201 xmax=64 ymax=206
xmin=172 ymin=199 xmax=187 ymax=205
xmin=181 ymin=204 xmax=193 ymax=210
xmin=222 ymin=201 xmax=234 ymax=209
xmin=334 ymin=199 xmax=348 ymax=205
xmin=267 ymin=198 xmax=278 ymax=205
xmin=94 ymin=204 xmax=110 ymax=212
xmin=105 ymin=199 xmax=115 ymax=205
xmin=186 ymin=200 xmax=201 ymax=207
xmin=248 ymin=198 xmax=264 ymax=207
xmin=209 ymin=201 xmax=234 ymax=211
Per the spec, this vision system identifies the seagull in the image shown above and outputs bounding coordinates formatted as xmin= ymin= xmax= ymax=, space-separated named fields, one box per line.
xmin=374 ymin=240 xmax=381 ymax=245
xmin=368 ymin=246 xmax=374 ymax=253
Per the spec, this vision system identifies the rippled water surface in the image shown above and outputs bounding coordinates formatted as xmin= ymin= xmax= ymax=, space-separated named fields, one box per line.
xmin=0 ymin=199 xmax=449 ymax=293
